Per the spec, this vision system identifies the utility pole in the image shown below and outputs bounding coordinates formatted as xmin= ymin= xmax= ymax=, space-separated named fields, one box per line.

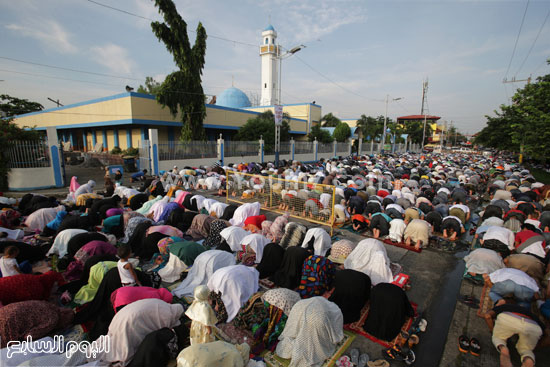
xmin=420 ymin=78 xmax=429 ymax=149
xmin=381 ymin=95 xmax=403 ymax=153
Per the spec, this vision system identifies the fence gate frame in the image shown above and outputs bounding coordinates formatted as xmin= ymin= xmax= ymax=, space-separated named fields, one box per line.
xmin=138 ymin=139 xmax=151 ymax=173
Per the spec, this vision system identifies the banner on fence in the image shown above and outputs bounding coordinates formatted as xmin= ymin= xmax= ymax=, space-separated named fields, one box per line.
xmin=225 ymin=170 xmax=336 ymax=234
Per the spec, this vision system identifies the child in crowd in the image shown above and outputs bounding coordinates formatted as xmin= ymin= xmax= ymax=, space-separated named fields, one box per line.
xmin=117 ymin=244 xmax=141 ymax=287
xmin=185 ymin=285 xmax=218 ymax=345
xmin=0 ymin=246 xmax=22 ymax=277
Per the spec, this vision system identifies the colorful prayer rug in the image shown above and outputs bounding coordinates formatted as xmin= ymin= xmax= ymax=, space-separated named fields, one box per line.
xmin=343 ymin=302 xmax=418 ymax=348
xmin=477 ymin=282 xmax=493 ymax=318
xmin=261 ymin=330 xmax=356 ymax=367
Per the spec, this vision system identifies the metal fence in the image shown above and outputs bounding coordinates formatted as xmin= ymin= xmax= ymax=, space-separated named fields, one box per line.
xmin=264 ymin=141 xmax=291 ymax=155
xmin=6 ymin=140 xmax=51 ymax=168
xmin=138 ymin=140 xmax=151 ymax=172
xmin=226 ymin=170 xmax=336 ymax=234
xmin=294 ymin=141 xmax=313 ymax=154
xmin=158 ymin=141 xmax=217 ymax=160
xmin=318 ymin=142 xmax=333 ymax=154
xmin=336 ymin=142 xmax=349 ymax=153
xmin=224 ymin=141 xmax=260 ymax=158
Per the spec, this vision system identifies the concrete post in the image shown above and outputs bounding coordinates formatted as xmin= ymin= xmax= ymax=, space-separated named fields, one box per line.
xmin=46 ymin=127 xmax=64 ymax=188
xmin=259 ymin=137 xmax=264 ymax=163
xmin=217 ymin=134 xmax=224 ymax=166
xmin=370 ymin=140 xmax=374 ymax=154
xmin=347 ymin=138 xmax=353 ymax=156
xmin=333 ymin=140 xmax=337 ymax=157
xmin=290 ymin=138 xmax=295 ymax=161
xmin=148 ymin=128 xmax=159 ymax=176
xmin=314 ymin=138 xmax=318 ymax=161
xmin=357 ymin=139 xmax=362 ymax=156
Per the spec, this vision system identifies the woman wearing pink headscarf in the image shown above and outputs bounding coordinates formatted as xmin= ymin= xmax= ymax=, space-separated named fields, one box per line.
xmin=110 ymin=286 xmax=173 ymax=312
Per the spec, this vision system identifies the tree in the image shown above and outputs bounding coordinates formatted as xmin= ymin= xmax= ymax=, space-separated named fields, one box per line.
xmin=355 ymin=115 xmax=385 ymax=142
xmin=235 ymin=110 xmax=290 ymax=153
xmin=475 ymin=62 xmax=550 ymax=159
xmin=0 ymin=95 xmax=42 ymax=189
xmin=320 ymin=112 xmax=342 ymax=127
xmin=333 ymin=122 xmax=351 ymax=142
xmin=308 ymin=124 xmax=334 ymax=143
xmin=151 ymin=0 xmax=207 ymax=141
xmin=0 ymin=94 xmax=43 ymax=117
xmin=137 ymin=76 xmax=162 ymax=95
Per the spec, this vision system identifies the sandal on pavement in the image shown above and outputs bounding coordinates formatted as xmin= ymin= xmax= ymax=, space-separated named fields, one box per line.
xmin=358 ymin=353 xmax=370 ymax=367
xmin=458 ymin=335 xmax=470 ymax=353
xmin=470 ymin=337 xmax=481 ymax=356
xmin=367 ymin=360 xmax=389 ymax=367
xmin=407 ymin=334 xmax=420 ymax=348
xmin=404 ymin=350 xmax=416 ymax=366
xmin=336 ymin=355 xmax=353 ymax=367
xmin=384 ymin=345 xmax=406 ymax=361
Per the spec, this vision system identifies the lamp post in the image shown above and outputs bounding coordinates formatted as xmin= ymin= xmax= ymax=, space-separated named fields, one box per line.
xmin=381 ymin=95 xmax=403 ymax=153
xmin=275 ymin=44 xmax=305 ymax=166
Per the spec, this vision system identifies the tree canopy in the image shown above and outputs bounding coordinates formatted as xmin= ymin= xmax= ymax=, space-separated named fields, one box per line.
xmin=137 ymin=77 xmax=162 ymax=95
xmin=151 ymin=0 xmax=207 ymax=141
xmin=333 ymin=122 xmax=351 ymax=142
xmin=475 ymin=63 xmax=550 ymax=160
xmin=0 ymin=94 xmax=43 ymax=117
xmin=235 ymin=110 xmax=290 ymax=153
xmin=308 ymin=124 xmax=334 ymax=143
xmin=355 ymin=115 xmax=386 ymax=142
xmin=320 ymin=112 xmax=342 ymax=127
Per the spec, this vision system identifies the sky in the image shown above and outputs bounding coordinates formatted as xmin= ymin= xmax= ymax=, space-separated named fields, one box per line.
xmin=1 ymin=0 xmax=550 ymax=135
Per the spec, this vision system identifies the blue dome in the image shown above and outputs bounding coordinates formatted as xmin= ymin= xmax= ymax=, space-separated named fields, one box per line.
xmin=264 ymin=24 xmax=275 ymax=31
xmin=216 ymin=87 xmax=251 ymax=109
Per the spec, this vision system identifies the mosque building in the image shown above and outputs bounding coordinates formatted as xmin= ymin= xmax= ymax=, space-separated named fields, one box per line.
xmin=12 ymin=24 xmax=322 ymax=151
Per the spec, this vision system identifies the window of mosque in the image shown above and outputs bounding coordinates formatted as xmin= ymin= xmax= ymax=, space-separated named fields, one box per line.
xmin=264 ymin=83 xmax=267 ymax=88
xmin=265 ymin=38 xmax=268 ymax=44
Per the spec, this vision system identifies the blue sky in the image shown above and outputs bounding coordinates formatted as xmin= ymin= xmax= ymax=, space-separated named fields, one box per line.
xmin=1 ymin=0 xmax=549 ymax=134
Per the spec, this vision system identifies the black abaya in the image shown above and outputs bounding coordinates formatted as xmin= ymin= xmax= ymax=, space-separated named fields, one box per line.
xmin=329 ymin=269 xmax=371 ymax=324
xmin=256 ymin=243 xmax=285 ymax=279
xmin=271 ymin=246 xmax=309 ymax=289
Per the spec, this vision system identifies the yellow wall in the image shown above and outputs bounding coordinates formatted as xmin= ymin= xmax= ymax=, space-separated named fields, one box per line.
xmin=342 ymin=119 xmax=358 ymax=127
xmin=158 ymin=127 xmax=168 ymax=142
xmin=13 ymin=96 xmax=132 ymax=128
xmin=132 ymin=129 xmax=141 ymax=147
xmin=106 ymin=130 xmax=115 ymax=151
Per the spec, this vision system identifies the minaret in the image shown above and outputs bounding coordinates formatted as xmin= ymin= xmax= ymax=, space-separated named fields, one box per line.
xmin=260 ymin=24 xmax=279 ymax=106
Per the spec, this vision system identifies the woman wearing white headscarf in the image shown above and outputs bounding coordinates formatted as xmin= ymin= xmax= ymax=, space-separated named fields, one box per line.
xmin=98 ymin=298 xmax=184 ymax=366
xmin=210 ymin=202 xmax=228 ymax=218
xmin=241 ymin=233 xmax=270 ymax=263
xmin=207 ymin=265 xmax=259 ymax=322
xmin=220 ymin=226 xmax=250 ymax=252
xmin=172 ymin=250 xmax=236 ymax=298
xmin=344 ymin=238 xmax=393 ymax=285
xmin=229 ymin=202 xmax=261 ymax=227
xmin=46 ymin=228 xmax=87 ymax=258
xmin=301 ymin=228 xmax=331 ymax=256
xmin=177 ymin=341 xmax=250 ymax=367
xmin=73 ymin=180 xmax=95 ymax=200
xmin=24 ymin=205 xmax=65 ymax=232
xmin=276 ymin=297 xmax=344 ymax=367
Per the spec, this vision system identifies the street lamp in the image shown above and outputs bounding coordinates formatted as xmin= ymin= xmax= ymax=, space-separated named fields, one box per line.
xmin=274 ymin=44 xmax=306 ymax=166
xmin=381 ymin=95 xmax=403 ymax=153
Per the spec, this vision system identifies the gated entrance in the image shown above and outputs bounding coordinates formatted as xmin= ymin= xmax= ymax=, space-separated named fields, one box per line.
xmin=138 ymin=139 xmax=151 ymax=172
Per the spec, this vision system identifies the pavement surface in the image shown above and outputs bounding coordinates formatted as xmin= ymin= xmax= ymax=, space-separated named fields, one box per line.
xmin=6 ymin=164 xmax=550 ymax=367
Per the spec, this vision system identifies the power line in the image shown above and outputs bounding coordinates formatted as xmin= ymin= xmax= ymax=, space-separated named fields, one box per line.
xmin=0 ymin=68 xmax=122 ymax=87
xmin=514 ymin=7 xmax=550 ymax=77
xmin=504 ymin=0 xmax=530 ymax=78
xmin=85 ymin=0 xmax=257 ymax=48
xmin=0 ymin=56 xmax=143 ymax=81
xmin=293 ymin=54 xmax=384 ymax=103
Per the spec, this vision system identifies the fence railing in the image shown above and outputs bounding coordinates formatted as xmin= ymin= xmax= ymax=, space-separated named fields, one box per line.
xmin=224 ymin=141 xmax=260 ymax=157
xmin=158 ymin=141 xmax=217 ymax=161
xmin=336 ymin=142 xmax=348 ymax=153
xmin=294 ymin=141 xmax=313 ymax=154
xmin=226 ymin=170 xmax=336 ymax=234
xmin=6 ymin=140 xmax=51 ymax=168
xmin=317 ymin=142 xmax=333 ymax=154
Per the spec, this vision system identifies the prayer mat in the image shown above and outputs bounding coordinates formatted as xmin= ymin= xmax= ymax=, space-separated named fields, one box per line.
xmin=343 ymin=302 xmax=418 ymax=349
xmin=477 ymin=282 xmax=493 ymax=318
xmin=259 ymin=278 xmax=276 ymax=291
xmin=215 ymin=322 xmax=254 ymax=345
xmin=382 ymin=239 xmax=422 ymax=253
xmin=261 ymin=330 xmax=356 ymax=367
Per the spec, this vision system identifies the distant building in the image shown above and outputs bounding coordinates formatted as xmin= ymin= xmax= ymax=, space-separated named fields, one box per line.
xmin=12 ymin=24 xmax=322 ymax=151
xmin=396 ymin=115 xmax=442 ymax=144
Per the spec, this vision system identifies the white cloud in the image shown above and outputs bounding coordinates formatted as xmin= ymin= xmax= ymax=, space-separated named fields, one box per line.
xmin=257 ymin=0 xmax=366 ymax=43
xmin=5 ymin=19 xmax=77 ymax=54
xmin=90 ymin=43 xmax=136 ymax=75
